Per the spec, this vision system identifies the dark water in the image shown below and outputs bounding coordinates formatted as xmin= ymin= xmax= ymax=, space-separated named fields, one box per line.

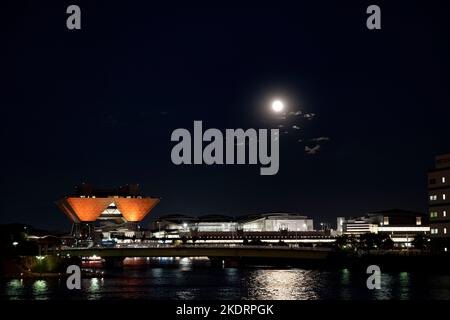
xmin=2 ymin=258 xmax=450 ymax=300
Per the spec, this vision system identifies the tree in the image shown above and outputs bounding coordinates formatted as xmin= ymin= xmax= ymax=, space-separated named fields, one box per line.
xmin=412 ymin=234 xmax=429 ymax=250
xmin=374 ymin=233 xmax=389 ymax=248
xmin=381 ymin=237 xmax=394 ymax=250
xmin=335 ymin=235 xmax=349 ymax=249
xmin=359 ymin=233 xmax=377 ymax=250
xmin=348 ymin=235 xmax=359 ymax=249
xmin=277 ymin=240 xmax=288 ymax=247
xmin=250 ymin=238 xmax=263 ymax=246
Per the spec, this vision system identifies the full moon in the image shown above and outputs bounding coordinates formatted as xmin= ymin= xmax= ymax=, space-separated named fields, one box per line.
xmin=272 ymin=100 xmax=284 ymax=112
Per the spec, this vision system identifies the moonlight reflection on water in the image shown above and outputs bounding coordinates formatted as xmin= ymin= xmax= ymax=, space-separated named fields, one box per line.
xmin=2 ymin=258 xmax=450 ymax=300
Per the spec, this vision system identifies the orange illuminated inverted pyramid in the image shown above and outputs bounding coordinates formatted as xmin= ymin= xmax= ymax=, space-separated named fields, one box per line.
xmin=60 ymin=198 xmax=112 ymax=222
xmin=114 ymin=198 xmax=160 ymax=222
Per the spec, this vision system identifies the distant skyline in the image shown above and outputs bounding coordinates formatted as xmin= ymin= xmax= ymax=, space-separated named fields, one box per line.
xmin=2 ymin=1 xmax=450 ymax=230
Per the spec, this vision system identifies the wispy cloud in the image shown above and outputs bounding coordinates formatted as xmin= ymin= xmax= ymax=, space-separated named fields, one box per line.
xmin=288 ymin=110 xmax=302 ymax=116
xmin=305 ymin=145 xmax=320 ymax=155
xmin=310 ymin=136 xmax=330 ymax=142
xmin=303 ymin=113 xmax=315 ymax=120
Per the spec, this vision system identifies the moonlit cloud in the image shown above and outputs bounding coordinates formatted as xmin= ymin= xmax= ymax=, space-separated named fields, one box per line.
xmin=288 ymin=110 xmax=302 ymax=116
xmin=305 ymin=145 xmax=320 ymax=155
xmin=303 ymin=113 xmax=315 ymax=120
xmin=270 ymin=102 xmax=328 ymax=156
xmin=310 ymin=136 xmax=330 ymax=142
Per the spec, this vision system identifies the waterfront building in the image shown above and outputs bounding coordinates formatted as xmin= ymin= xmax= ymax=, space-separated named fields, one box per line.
xmin=56 ymin=183 xmax=160 ymax=241
xmin=428 ymin=153 xmax=450 ymax=252
xmin=338 ymin=209 xmax=429 ymax=247
xmin=240 ymin=213 xmax=313 ymax=232
xmin=150 ymin=213 xmax=330 ymax=244
xmin=152 ymin=213 xmax=313 ymax=234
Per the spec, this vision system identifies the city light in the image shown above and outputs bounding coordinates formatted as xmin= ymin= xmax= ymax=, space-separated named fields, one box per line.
xmin=378 ymin=227 xmax=430 ymax=232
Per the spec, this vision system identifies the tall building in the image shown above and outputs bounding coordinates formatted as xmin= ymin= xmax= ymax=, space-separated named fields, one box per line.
xmin=428 ymin=153 xmax=450 ymax=252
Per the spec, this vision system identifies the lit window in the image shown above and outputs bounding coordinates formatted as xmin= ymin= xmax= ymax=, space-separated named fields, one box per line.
xmin=445 ymin=228 xmax=447 ymax=234
xmin=416 ymin=217 xmax=422 ymax=225
xmin=444 ymin=211 xmax=447 ymax=217
xmin=383 ymin=217 xmax=389 ymax=225
xmin=430 ymin=195 xmax=437 ymax=201
xmin=443 ymin=194 xmax=446 ymax=200
xmin=443 ymin=177 xmax=446 ymax=183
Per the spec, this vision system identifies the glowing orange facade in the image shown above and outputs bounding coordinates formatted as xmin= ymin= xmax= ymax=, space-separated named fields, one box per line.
xmin=115 ymin=198 xmax=160 ymax=222
xmin=56 ymin=196 xmax=159 ymax=223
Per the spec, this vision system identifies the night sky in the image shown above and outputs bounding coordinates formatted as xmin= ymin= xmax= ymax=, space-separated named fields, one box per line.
xmin=2 ymin=0 xmax=450 ymax=230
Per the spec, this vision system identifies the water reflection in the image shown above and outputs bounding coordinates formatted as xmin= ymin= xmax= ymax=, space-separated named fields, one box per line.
xmin=1 ymin=259 xmax=450 ymax=300
xmin=372 ymin=273 xmax=393 ymax=300
xmin=398 ymin=272 xmax=411 ymax=300
xmin=5 ymin=279 xmax=24 ymax=300
xmin=247 ymin=269 xmax=320 ymax=300
xmin=85 ymin=277 xmax=102 ymax=300
xmin=339 ymin=268 xmax=352 ymax=299
xmin=90 ymin=278 xmax=100 ymax=291
xmin=32 ymin=280 xmax=48 ymax=300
